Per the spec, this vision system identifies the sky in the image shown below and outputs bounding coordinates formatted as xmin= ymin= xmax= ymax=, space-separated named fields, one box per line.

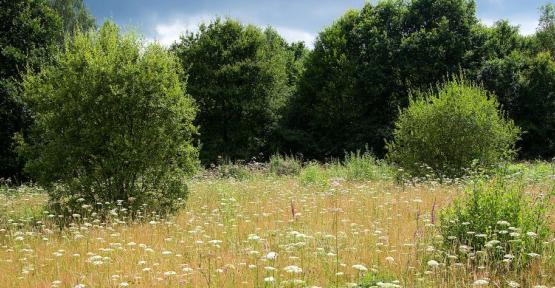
xmin=84 ymin=0 xmax=553 ymax=47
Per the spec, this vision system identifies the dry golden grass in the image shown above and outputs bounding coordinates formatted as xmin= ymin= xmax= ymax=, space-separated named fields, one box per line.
xmin=0 ymin=176 xmax=553 ymax=287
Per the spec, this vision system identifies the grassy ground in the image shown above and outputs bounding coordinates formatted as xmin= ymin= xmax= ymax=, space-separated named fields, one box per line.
xmin=0 ymin=162 xmax=553 ymax=287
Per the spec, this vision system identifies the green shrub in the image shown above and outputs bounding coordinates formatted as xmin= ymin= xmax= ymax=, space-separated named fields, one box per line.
xmin=439 ymin=177 xmax=552 ymax=269
xmin=386 ymin=78 xmax=520 ymax=178
xmin=269 ymin=154 xmax=302 ymax=176
xmin=341 ymin=150 xmax=392 ymax=181
xmin=298 ymin=162 xmax=329 ymax=188
xmin=17 ymin=22 xmax=198 ymax=219
xmin=503 ymin=161 xmax=555 ymax=183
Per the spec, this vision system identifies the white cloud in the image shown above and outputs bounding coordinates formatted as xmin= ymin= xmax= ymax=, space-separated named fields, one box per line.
xmin=150 ymin=14 xmax=213 ymax=46
xmin=273 ymin=27 xmax=316 ymax=48
xmin=148 ymin=16 xmax=317 ymax=48
xmin=514 ymin=19 xmax=539 ymax=35
xmin=480 ymin=17 xmax=538 ymax=35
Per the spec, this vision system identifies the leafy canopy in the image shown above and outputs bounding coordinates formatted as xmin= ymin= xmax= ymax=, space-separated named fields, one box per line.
xmin=19 ymin=22 xmax=198 ymax=217
xmin=173 ymin=18 xmax=300 ymax=164
xmin=0 ymin=0 xmax=63 ymax=181
xmin=535 ymin=3 xmax=555 ymax=56
xmin=283 ymin=0 xmax=478 ymax=159
xmin=48 ymin=0 xmax=96 ymax=36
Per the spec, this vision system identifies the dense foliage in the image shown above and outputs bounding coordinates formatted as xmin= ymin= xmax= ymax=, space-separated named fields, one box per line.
xmin=440 ymin=176 xmax=551 ymax=269
xmin=18 ymin=22 xmax=198 ymax=217
xmin=48 ymin=0 xmax=96 ymax=36
xmin=478 ymin=52 xmax=555 ymax=159
xmin=534 ymin=3 xmax=555 ymax=56
xmin=282 ymin=0 xmax=555 ymax=161
xmin=0 ymin=1 xmax=553 ymax=285
xmin=0 ymin=0 xmax=63 ymax=181
xmin=386 ymin=79 xmax=520 ymax=178
xmin=1 ymin=0 xmax=555 ymax=183
xmin=282 ymin=0 xmax=478 ymax=159
xmin=173 ymin=18 xmax=304 ymax=164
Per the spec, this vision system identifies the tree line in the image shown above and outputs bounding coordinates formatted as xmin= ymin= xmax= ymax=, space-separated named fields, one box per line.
xmin=1 ymin=0 xmax=554 ymax=182
xmin=1 ymin=0 xmax=96 ymax=181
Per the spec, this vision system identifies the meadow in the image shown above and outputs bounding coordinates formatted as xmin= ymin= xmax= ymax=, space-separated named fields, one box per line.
xmin=0 ymin=160 xmax=553 ymax=288
xmin=3 ymin=1 xmax=555 ymax=287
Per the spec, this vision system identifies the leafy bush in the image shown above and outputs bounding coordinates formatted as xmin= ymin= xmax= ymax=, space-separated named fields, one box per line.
xmin=341 ymin=150 xmax=393 ymax=181
xmin=269 ymin=154 xmax=302 ymax=176
xmin=386 ymin=78 xmax=520 ymax=178
xmin=17 ymin=22 xmax=198 ymax=218
xmin=298 ymin=162 xmax=329 ymax=188
xmin=503 ymin=161 xmax=555 ymax=183
xmin=439 ymin=177 xmax=552 ymax=269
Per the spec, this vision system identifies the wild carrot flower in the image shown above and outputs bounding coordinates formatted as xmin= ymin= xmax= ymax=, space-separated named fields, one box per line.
xmin=473 ymin=279 xmax=489 ymax=286
xmin=352 ymin=264 xmax=368 ymax=272
xmin=427 ymin=260 xmax=439 ymax=268
xmin=284 ymin=265 xmax=302 ymax=274
xmin=265 ymin=251 xmax=277 ymax=260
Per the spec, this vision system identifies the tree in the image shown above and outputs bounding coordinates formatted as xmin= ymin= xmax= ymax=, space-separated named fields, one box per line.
xmin=18 ymin=22 xmax=198 ymax=217
xmin=517 ymin=52 xmax=555 ymax=158
xmin=173 ymin=18 xmax=297 ymax=164
xmin=535 ymin=3 xmax=555 ymax=56
xmin=473 ymin=5 xmax=555 ymax=159
xmin=0 ymin=0 xmax=63 ymax=181
xmin=283 ymin=0 xmax=478 ymax=159
xmin=386 ymin=78 xmax=520 ymax=178
xmin=464 ymin=20 xmax=527 ymax=76
xmin=48 ymin=0 xmax=96 ymax=35
xmin=283 ymin=42 xmax=309 ymax=96
xmin=281 ymin=9 xmax=361 ymax=159
xmin=400 ymin=0 xmax=477 ymax=87
xmin=477 ymin=51 xmax=555 ymax=159
xmin=477 ymin=51 xmax=526 ymax=119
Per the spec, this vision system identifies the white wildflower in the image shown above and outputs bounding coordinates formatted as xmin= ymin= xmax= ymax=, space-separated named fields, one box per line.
xmin=284 ymin=265 xmax=302 ymax=274
xmin=385 ymin=256 xmax=395 ymax=263
xmin=265 ymin=251 xmax=277 ymax=260
xmin=352 ymin=264 xmax=368 ymax=272
xmin=427 ymin=260 xmax=439 ymax=268
xmin=473 ymin=279 xmax=489 ymax=286
xmin=526 ymin=231 xmax=537 ymax=238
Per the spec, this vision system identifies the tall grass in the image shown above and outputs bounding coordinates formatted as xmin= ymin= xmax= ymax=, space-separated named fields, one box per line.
xmin=440 ymin=176 xmax=553 ymax=270
xmin=0 ymin=160 xmax=552 ymax=287
xmin=337 ymin=150 xmax=394 ymax=181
